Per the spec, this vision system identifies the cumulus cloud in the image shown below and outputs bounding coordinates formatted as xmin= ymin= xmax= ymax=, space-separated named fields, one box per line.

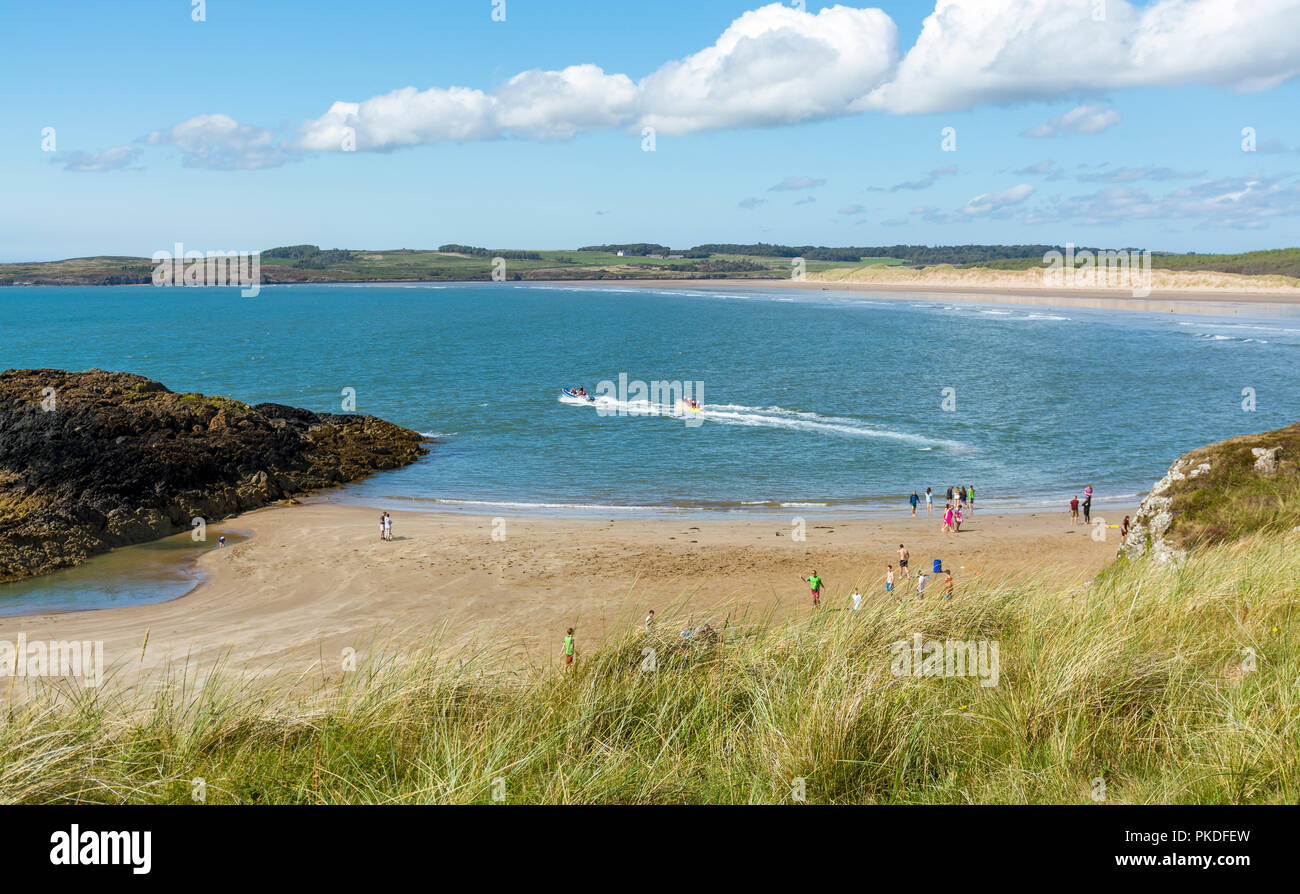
xmin=768 ymin=175 xmax=825 ymax=191
xmin=738 ymin=197 xmax=766 ymax=210
xmin=158 ymin=1 xmax=1300 ymax=161
xmin=838 ymin=203 xmax=868 ymax=215
xmin=58 ymin=145 xmax=140 ymax=172
xmin=962 ymin=183 xmax=1035 ymax=215
xmin=638 ymin=4 xmax=898 ymax=135
xmin=1022 ymin=104 xmax=1121 ymax=138
xmin=147 ymin=114 xmax=294 ymax=169
xmin=857 ymin=0 xmax=1300 ymax=114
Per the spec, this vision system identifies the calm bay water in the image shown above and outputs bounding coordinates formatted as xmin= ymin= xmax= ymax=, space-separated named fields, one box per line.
xmin=2 ymin=282 xmax=1299 ymax=613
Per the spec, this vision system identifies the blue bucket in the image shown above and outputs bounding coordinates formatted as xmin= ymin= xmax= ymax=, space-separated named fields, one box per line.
xmin=933 ymin=559 xmax=942 ymax=574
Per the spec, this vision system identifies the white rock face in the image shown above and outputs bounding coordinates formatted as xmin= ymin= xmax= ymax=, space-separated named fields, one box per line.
xmin=1118 ymin=458 xmax=1199 ymax=565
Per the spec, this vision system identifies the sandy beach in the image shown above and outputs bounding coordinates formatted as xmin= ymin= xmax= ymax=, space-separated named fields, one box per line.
xmin=6 ymin=501 xmax=1132 ymax=688
xmin=613 ymin=275 xmax=1300 ymax=316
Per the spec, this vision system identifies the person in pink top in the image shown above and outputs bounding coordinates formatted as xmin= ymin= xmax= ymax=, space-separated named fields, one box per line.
xmin=943 ymin=504 xmax=954 ymax=533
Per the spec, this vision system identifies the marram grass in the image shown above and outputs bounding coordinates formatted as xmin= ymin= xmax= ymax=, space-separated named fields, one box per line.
xmin=1 ymin=531 xmax=1297 ymax=804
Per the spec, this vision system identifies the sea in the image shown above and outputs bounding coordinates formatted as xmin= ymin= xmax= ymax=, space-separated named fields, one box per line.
xmin=2 ymin=282 xmax=1298 ymax=612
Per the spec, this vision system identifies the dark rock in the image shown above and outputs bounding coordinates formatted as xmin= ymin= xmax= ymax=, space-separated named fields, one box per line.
xmin=0 ymin=368 xmax=427 ymax=582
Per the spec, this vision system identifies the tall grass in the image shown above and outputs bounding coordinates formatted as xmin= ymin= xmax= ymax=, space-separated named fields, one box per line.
xmin=2 ymin=532 xmax=1297 ymax=804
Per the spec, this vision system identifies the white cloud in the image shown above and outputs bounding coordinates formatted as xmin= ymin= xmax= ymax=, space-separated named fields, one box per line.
xmin=638 ymin=4 xmax=898 ymax=135
xmin=962 ymin=183 xmax=1035 ymax=215
xmin=858 ymin=0 xmax=1300 ymax=114
xmin=58 ymin=145 xmax=140 ymax=172
xmin=768 ymin=175 xmax=826 ymax=191
xmin=1023 ymin=104 xmax=1121 ymax=138
xmin=169 ymin=1 xmax=1298 ymax=159
xmin=147 ymin=114 xmax=292 ymax=169
xmin=738 ymin=197 xmax=767 ymax=210
xmin=1024 ymin=174 xmax=1300 ymax=228
xmin=838 ymin=203 xmax=868 ymax=215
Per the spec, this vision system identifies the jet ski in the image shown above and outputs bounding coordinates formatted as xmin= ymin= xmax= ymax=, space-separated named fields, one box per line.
xmin=560 ymin=388 xmax=596 ymax=404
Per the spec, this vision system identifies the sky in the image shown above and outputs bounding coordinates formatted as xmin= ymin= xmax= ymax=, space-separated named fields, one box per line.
xmin=2 ymin=0 xmax=1299 ymax=261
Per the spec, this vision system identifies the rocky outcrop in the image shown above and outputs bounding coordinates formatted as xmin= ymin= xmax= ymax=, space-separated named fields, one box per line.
xmin=1119 ymin=422 xmax=1297 ymax=564
xmin=0 ymin=369 xmax=428 ymax=582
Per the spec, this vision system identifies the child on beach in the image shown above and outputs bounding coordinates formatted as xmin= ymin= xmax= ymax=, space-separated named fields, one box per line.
xmin=804 ymin=571 xmax=823 ymax=607
xmin=886 ymin=565 xmax=895 ymax=594
xmin=379 ymin=513 xmax=386 ymax=541
xmin=954 ymin=505 xmax=963 ymax=532
xmin=645 ymin=610 xmax=655 ymax=631
xmin=851 ymin=588 xmax=863 ymax=611
xmin=925 ymin=487 xmax=933 ymax=515
xmin=944 ymin=572 xmax=954 ymax=599
xmin=916 ymin=570 xmax=929 ymax=597
xmin=943 ymin=504 xmax=954 ymax=533
xmin=564 ymin=628 xmax=575 ymax=666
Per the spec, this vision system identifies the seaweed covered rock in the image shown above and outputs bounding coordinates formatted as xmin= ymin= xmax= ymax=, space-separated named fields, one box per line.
xmin=0 ymin=369 xmax=427 ymax=582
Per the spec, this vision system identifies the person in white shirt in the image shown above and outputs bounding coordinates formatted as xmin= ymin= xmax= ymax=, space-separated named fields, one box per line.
xmin=851 ymin=589 xmax=863 ymax=611
xmin=916 ymin=570 xmax=928 ymax=597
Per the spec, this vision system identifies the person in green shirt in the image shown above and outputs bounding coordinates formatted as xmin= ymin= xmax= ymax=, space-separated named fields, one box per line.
xmin=563 ymin=628 xmax=575 ymax=666
xmin=803 ymin=571 xmax=824 ymax=608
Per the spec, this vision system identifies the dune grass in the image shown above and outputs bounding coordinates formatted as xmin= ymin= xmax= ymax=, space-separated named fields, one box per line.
xmin=1 ymin=530 xmax=1297 ymax=804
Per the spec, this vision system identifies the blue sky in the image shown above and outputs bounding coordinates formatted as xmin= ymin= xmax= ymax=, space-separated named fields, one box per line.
xmin=3 ymin=0 xmax=1299 ymax=260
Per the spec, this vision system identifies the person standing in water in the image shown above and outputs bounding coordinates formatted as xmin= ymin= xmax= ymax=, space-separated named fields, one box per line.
xmin=967 ymin=484 xmax=975 ymax=512
xmin=909 ymin=490 xmax=920 ymax=517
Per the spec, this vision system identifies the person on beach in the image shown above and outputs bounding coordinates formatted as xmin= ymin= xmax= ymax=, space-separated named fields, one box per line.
xmin=804 ymin=571 xmax=823 ymax=607
xmin=1070 ymin=495 xmax=1080 ymax=525
xmin=954 ymin=504 xmax=964 ymax=532
xmin=851 ymin=588 xmax=863 ymax=611
xmin=925 ymin=487 xmax=933 ymax=515
xmin=916 ymin=570 xmax=929 ymax=597
xmin=968 ymin=485 xmax=975 ymax=511
xmin=898 ymin=544 xmax=910 ymax=578
xmin=645 ymin=610 xmax=655 ymax=631
xmin=959 ymin=485 xmax=967 ymax=506
xmin=943 ymin=504 xmax=954 ymax=533
xmin=379 ymin=513 xmax=386 ymax=541
xmin=564 ymin=628 xmax=575 ymax=666
xmin=909 ymin=490 xmax=920 ymax=517
xmin=886 ymin=565 xmax=895 ymax=594
xmin=1121 ymin=515 xmax=1131 ymax=538
xmin=946 ymin=485 xmax=953 ymax=504
xmin=383 ymin=512 xmax=393 ymax=541
xmin=943 ymin=572 xmax=954 ymax=599
xmin=218 ymin=535 xmax=225 ymax=547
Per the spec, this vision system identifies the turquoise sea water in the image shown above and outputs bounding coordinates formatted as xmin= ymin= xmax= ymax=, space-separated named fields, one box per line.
xmin=2 ymin=282 xmax=1299 ymax=613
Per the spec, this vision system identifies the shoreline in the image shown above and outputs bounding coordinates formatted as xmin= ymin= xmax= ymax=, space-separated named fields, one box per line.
xmin=551 ymin=278 xmax=1300 ymax=317
xmin=5 ymin=502 xmax=1134 ymax=687
xmin=11 ymin=278 xmax=1300 ymax=317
